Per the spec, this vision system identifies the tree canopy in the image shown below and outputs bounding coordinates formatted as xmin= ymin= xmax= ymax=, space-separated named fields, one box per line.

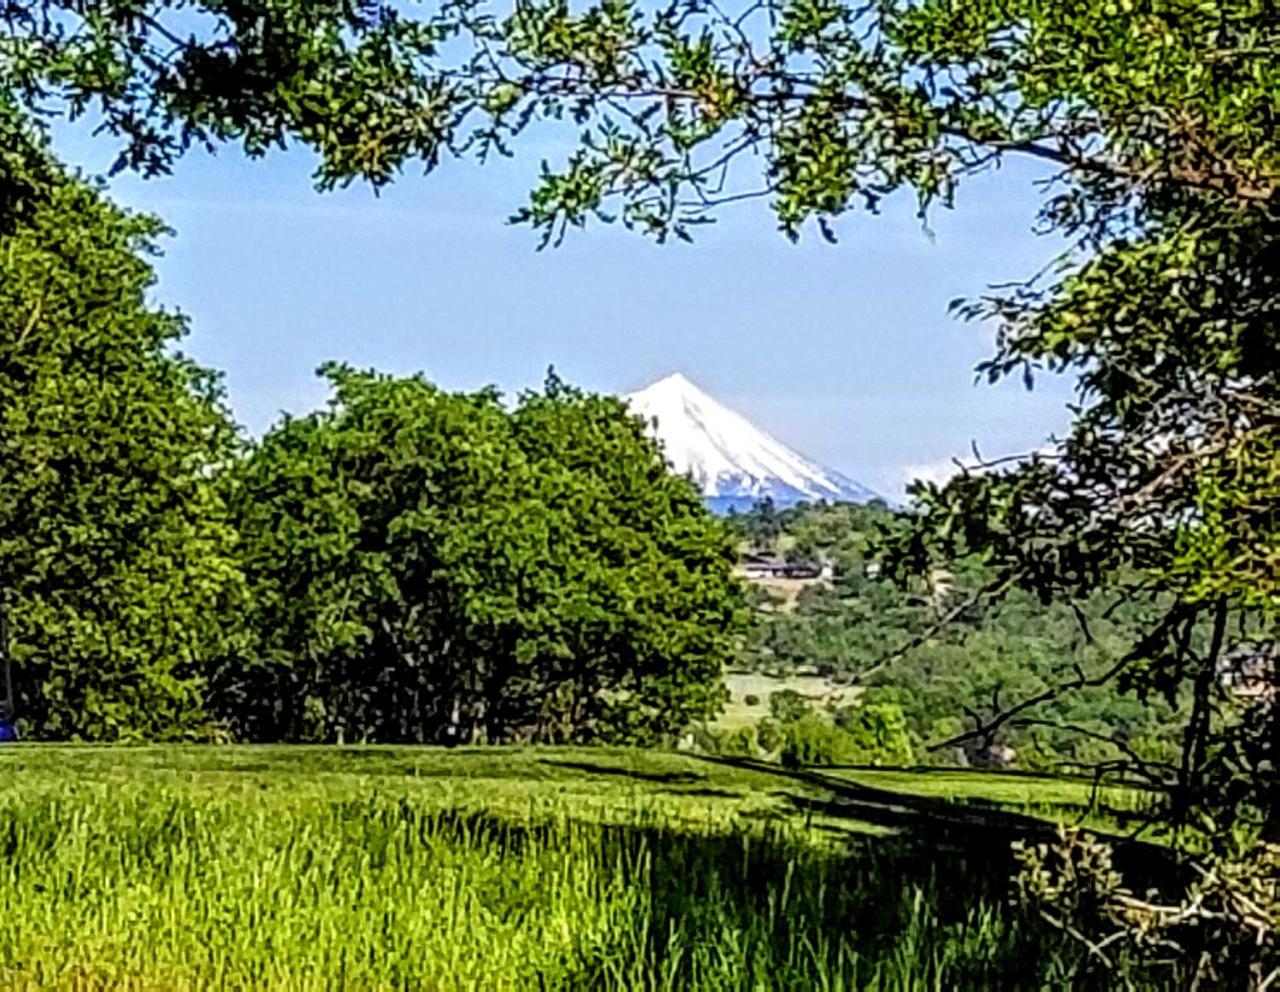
xmin=213 ymin=366 xmax=742 ymax=745
xmin=0 ymin=151 xmax=242 ymax=740
xmin=1 ymin=0 xmax=1275 ymax=238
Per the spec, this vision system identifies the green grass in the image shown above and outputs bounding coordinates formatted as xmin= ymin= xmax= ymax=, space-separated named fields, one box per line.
xmin=823 ymin=766 xmax=1156 ymax=832
xmin=720 ymin=670 xmax=861 ymax=730
xmin=0 ymin=746 xmax=1179 ymax=990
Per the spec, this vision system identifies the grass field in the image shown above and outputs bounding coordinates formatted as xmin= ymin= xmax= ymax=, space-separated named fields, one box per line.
xmin=0 ymin=746 xmax=1178 ymax=990
xmin=719 ymin=670 xmax=862 ymax=730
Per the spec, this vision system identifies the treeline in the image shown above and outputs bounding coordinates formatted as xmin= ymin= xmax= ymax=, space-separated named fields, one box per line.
xmin=0 ymin=130 xmax=1190 ymax=765
xmin=726 ymin=501 xmax=1186 ymax=771
xmin=0 ymin=138 xmax=742 ymax=744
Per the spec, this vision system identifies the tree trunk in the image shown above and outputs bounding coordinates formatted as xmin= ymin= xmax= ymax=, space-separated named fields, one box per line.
xmin=1263 ymin=692 xmax=1280 ymax=843
xmin=1176 ymin=602 xmax=1227 ymax=825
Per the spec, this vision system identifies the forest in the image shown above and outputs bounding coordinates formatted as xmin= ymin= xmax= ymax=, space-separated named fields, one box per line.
xmin=723 ymin=501 xmax=1188 ymax=772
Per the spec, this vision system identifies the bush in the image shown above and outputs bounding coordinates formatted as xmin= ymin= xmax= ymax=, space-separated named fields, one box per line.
xmin=774 ymin=702 xmax=917 ymax=768
xmin=779 ymin=717 xmax=863 ymax=767
xmin=718 ymin=725 xmax=760 ymax=758
xmin=743 ymin=694 xmax=761 ymax=707
xmin=756 ymin=718 xmax=786 ymax=755
xmin=834 ymin=702 xmax=916 ymax=766
xmin=685 ymin=725 xmax=721 ymax=755
xmin=769 ymin=690 xmax=811 ymax=724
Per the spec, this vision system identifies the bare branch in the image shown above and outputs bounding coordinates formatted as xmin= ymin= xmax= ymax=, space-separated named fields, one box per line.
xmin=928 ymin=604 xmax=1194 ymax=752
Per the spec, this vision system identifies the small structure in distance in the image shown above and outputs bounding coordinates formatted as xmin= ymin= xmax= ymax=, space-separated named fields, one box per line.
xmin=736 ymin=552 xmax=833 ymax=582
xmin=1218 ymin=644 xmax=1277 ymax=702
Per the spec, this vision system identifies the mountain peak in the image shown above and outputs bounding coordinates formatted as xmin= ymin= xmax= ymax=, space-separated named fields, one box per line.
xmin=625 ymin=373 xmax=880 ymax=512
xmin=641 ymin=370 xmax=701 ymax=395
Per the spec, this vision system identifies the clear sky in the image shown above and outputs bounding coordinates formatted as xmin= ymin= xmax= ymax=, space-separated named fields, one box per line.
xmin=52 ymin=124 xmax=1077 ymax=499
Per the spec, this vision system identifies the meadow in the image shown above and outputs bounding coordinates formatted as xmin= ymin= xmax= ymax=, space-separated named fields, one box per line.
xmin=0 ymin=747 xmax=1179 ymax=990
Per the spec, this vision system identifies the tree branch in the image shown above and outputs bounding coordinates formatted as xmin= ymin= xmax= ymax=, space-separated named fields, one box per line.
xmin=928 ymin=604 xmax=1193 ymax=752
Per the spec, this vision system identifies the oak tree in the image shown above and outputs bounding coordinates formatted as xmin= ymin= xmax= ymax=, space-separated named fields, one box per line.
xmin=213 ymin=366 xmax=741 ymax=745
xmin=0 ymin=123 xmax=242 ymax=740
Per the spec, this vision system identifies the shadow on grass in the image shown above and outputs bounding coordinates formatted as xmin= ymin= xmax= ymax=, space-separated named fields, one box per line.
xmin=542 ymin=752 xmax=1181 ymax=891
xmin=701 ymin=755 xmax=1184 ymax=890
xmin=511 ymin=811 xmax=1180 ymax=991
xmin=538 ymin=757 xmax=705 ymax=785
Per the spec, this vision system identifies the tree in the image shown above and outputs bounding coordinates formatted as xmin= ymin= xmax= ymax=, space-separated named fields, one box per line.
xmin=4 ymin=0 xmax=1276 ymax=978
xmin=0 ymin=127 xmax=242 ymax=740
xmin=2 ymin=0 xmax=1273 ymax=239
xmin=0 ymin=1 xmax=457 ymax=196
xmin=213 ymin=366 xmax=741 ymax=745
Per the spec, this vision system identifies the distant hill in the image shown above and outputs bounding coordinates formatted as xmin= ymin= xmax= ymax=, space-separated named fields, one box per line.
xmin=625 ymin=373 xmax=881 ymax=511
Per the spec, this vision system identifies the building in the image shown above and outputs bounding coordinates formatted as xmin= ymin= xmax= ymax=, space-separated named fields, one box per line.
xmin=1218 ymin=644 xmax=1276 ymax=702
xmin=737 ymin=552 xmax=833 ymax=582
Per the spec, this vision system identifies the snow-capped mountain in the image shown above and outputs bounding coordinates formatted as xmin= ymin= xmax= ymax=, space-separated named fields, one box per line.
xmin=624 ymin=373 xmax=881 ymax=512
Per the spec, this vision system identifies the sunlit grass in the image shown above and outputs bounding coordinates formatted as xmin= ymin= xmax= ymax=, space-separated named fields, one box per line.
xmin=0 ymin=746 xmax=1179 ymax=990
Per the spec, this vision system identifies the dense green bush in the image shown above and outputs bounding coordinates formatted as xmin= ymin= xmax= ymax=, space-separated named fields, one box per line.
xmin=214 ymin=369 xmax=742 ymax=745
xmin=779 ymin=717 xmax=863 ymax=767
xmin=769 ymin=690 xmax=812 ymax=724
xmin=717 ymin=725 xmax=761 ymax=758
xmin=756 ymin=718 xmax=787 ymax=755
xmin=834 ymin=702 xmax=916 ymax=766
xmin=771 ymin=702 xmax=915 ymax=768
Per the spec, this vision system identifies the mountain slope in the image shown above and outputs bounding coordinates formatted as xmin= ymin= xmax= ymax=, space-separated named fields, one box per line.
xmin=625 ymin=373 xmax=880 ymax=511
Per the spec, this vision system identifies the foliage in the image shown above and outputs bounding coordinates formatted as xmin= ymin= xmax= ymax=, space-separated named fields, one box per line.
xmin=0 ymin=123 xmax=741 ymax=747
xmin=774 ymin=703 xmax=914 ymax=768
xmin=780 ymin=715 xmax=862 ymax=767
xmin=0 ymin=143 xmax=241 ymax=740
xmin=2 ymin=0 xmax=1271 ymax=244
xmin=736 ymin=502 xmax=1185 ymax=772
xmin=767 ymin=688 xmax=811 ymax=724
xmin=834 ymin=702 xmax=916 ymax=767
xmin=0 ymin=1 xmax=458 ymax=194
xmin=857 ymin=1 xmax=1279 ymax=980
xmin=726 ymin=500 xmax=893 ymax=573
xmin=213 ymin=367 xmax=740 ymax=745
xmin=1016 ymin=828 xmax=1278 ymax=985
xmin=715 ymin=723 xmax=760 ymax=758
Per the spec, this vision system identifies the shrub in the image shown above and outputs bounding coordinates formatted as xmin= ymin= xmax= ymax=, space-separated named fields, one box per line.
xmin=769 ymin=690 xmax=811 ymax=724
xmin=718 ymin=725 xmax=760 ymax=758
xmin=779 ymin=716 xmax=863 ymax=767
xmin=743 ymin=694 xmax=761 ymax=707
xmin=834 ymin=702 xmax=916 ymax=766
xmin=686 ymin=725 xmax=721 ymax=755
xmin=756 ymin=718 xmax=786 ymax=755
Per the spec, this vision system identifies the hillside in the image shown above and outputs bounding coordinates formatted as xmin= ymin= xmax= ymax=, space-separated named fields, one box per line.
xmin=724 ymin=501 xmax=1188 ymax=772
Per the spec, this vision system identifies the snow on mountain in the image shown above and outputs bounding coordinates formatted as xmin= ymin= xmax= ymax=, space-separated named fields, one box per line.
xmin=624 ymin=373 xmax=881 ymax=512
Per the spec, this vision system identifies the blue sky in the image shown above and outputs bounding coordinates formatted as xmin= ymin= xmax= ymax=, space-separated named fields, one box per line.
xmin=53 ymin=124 xmax=1077 ymax=499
